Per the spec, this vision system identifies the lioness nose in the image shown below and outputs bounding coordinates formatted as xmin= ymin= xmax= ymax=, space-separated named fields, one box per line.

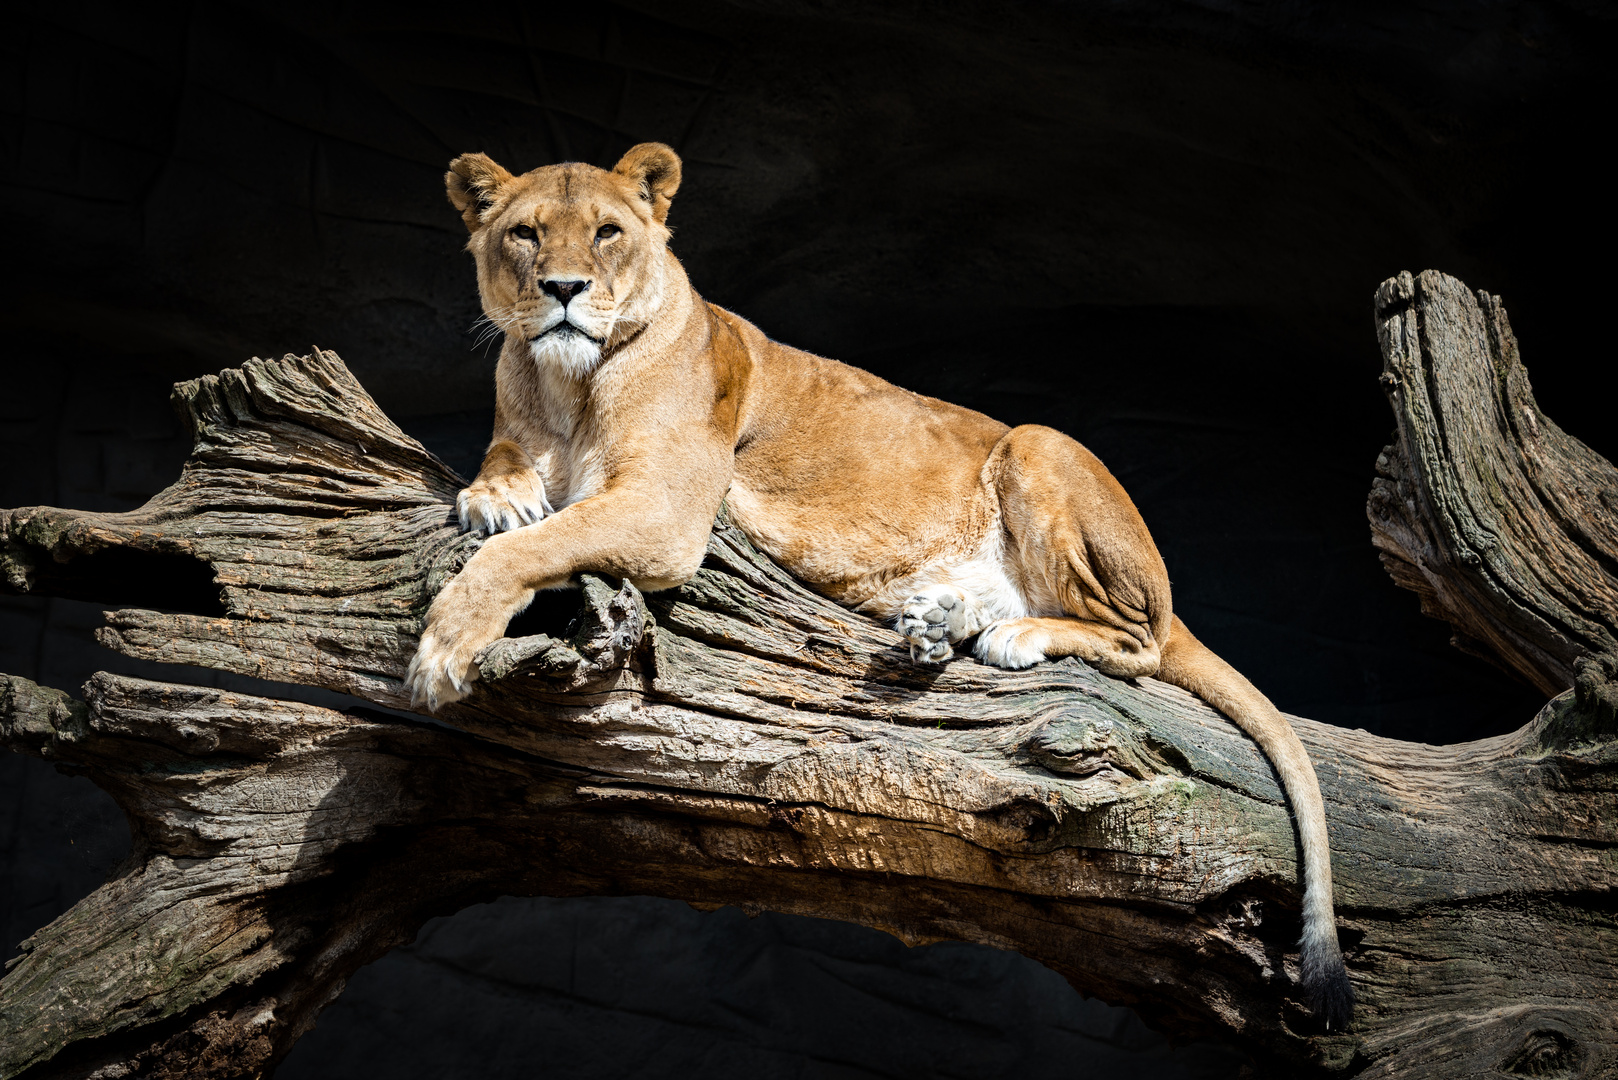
xmin=542 ymin=279 xmax=590 ymax=306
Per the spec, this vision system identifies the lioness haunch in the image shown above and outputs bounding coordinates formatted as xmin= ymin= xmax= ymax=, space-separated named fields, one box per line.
xmin=405 ymin=143 xmax=1354 ymax=1029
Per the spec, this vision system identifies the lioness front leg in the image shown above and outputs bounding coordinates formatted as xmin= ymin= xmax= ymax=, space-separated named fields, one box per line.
xmin=408 ymin=490 xmax=716 ymax=711
xmin=457 ymin=438 xmax=555 ymax=534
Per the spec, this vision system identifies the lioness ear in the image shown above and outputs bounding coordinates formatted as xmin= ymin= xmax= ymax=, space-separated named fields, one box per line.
xmin=612 ymin=143 xmax=682 ymax=225
xmin=445 ymin=153 xmax=515 ymax=233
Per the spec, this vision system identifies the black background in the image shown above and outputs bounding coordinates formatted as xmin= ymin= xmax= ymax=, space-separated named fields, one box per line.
xmin=2 ymin=2 xmax=1614 ymax=1076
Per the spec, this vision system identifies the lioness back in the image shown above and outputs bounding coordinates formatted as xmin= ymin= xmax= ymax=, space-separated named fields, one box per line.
xmin=715 ymin=307 xmax=1010 ymax=601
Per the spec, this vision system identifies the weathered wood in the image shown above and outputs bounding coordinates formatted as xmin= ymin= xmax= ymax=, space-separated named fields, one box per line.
xmin=1368 ymin=269 xmax=1618 ymax=695
xmin=2 ymin=291 xmax=1616 ymax=1079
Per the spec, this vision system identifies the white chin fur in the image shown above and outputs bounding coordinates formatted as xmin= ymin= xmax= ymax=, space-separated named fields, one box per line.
xmin=529 ymin=328 xmax=603 ymax=376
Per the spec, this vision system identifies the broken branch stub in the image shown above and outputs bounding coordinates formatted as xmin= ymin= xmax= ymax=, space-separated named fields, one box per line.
xmin=1368 ymin=269 xmax=1618 ymax=695
xmin=3 ymin=283 xmax=1617 ymax=1080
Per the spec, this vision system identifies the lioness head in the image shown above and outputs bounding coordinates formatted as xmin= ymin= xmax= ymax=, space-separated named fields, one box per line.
xmin=446 ymin=143 xmax=683 ymax=376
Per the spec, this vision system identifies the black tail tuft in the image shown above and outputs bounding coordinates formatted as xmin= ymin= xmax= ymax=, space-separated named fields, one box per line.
xmin=1303 ymin=949 xmax=1355 ymax=1032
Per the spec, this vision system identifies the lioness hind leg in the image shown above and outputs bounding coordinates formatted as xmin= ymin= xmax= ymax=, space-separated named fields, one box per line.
xmin=896 ymin=584 xmax=987 ymax=663
xmin=975 ymin=616 xmax=1161 ymax=677
xmin=979 ymin=425 xmax=1170 ymax=677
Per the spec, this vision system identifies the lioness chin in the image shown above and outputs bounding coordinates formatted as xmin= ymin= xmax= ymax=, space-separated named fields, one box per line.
xmin=404 ymin=142 xmax=1354 ymax=1029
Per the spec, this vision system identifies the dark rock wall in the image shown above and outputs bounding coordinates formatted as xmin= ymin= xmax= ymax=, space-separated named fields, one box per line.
xmin=3 ymin=2 xmax=1613 ymax=1075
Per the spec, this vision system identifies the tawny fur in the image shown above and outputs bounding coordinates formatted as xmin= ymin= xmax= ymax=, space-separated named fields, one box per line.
xmin=405 ymin=144 xmax=1354 ymax=1028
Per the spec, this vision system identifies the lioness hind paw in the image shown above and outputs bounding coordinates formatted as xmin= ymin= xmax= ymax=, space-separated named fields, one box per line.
xmin=897 ymin=587 xmax=975 ymax=664
xmin=973 ymin=620 xmax=1049 ymax=670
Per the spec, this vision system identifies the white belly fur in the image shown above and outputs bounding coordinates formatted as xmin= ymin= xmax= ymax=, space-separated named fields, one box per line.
xmin=853 ymin=525 xmax=1060 ymax=623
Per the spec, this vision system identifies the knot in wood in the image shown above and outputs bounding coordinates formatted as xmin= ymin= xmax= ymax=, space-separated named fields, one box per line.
xmin=1024 ymin=713 xmax=1169 ymax=781
xmin=474 ymin=575 xmax=649 ymax=689
xmin=1499 ymin=1020 xmax=1589 ymax=1079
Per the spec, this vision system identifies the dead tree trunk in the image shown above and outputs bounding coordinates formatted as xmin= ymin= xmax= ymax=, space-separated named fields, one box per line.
xmin=2 ymin=271 xmax=1615 ymax=1079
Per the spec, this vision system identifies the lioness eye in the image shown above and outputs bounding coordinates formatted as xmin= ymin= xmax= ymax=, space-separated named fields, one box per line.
xmin=512 ymin=224 xmax=536 ymax=240
xmin=596 ymin=223 xmax=621 ymax=241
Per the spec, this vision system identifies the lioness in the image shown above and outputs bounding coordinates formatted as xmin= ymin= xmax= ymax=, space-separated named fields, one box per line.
xmin=406 ymin=143 xmax=1353 ymax=1027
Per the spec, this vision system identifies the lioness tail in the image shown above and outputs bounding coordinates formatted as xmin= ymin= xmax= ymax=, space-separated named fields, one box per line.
xmin=1156 ymin=615 xmax=1354 ymax=1030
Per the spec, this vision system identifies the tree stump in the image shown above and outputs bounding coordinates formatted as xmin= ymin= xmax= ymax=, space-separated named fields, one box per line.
xmin=3 ymin=271 xmax=1615 ymax=1079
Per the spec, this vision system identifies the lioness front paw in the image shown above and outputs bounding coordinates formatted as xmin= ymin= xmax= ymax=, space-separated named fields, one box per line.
xmin=457 ymin=471 xmax=555 ymax=535
xmin=405 ymin=621 xmax=480 ymax=711
xmin=406 ymin=575 xmax=529 ymax=711
xmin=896 ymin=586 xmax=979 ymax=663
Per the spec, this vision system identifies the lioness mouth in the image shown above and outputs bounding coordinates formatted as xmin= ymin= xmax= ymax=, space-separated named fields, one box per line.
xmin=533 ymin=322 xmax=604 ymax=345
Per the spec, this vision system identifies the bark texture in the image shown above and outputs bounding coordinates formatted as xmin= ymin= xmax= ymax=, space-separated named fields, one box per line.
xmin=2 ymin=274 xmax=1616 ymax=1078
xmin=1368 ymin=269 xmax=1618 ymax=696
